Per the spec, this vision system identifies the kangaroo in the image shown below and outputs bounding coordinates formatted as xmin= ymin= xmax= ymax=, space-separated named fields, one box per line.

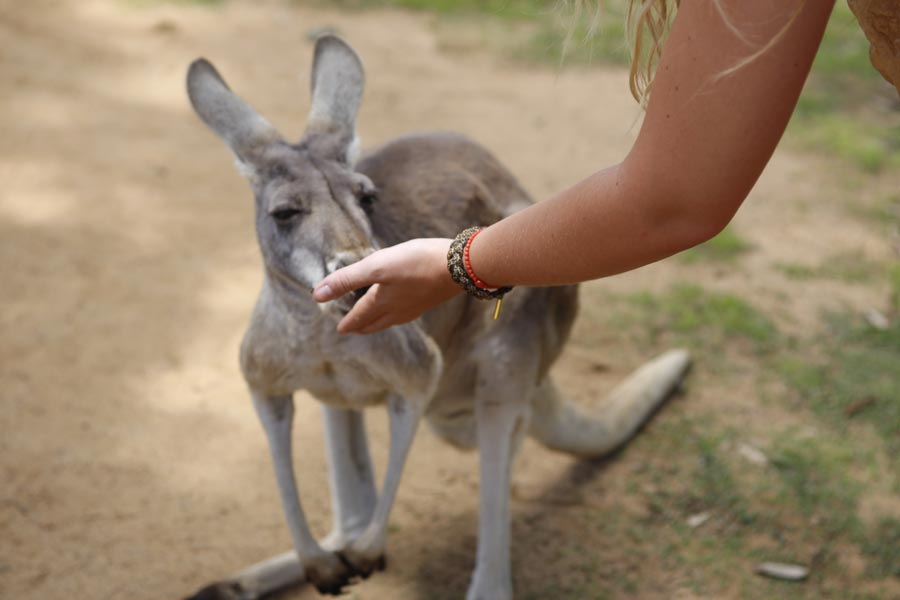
xmin=184 ymin=35 xmax=691 ymax=600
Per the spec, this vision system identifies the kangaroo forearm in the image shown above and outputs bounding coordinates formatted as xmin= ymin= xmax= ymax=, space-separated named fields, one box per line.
xmin=468 ymin=163 xmax=711 ymax=288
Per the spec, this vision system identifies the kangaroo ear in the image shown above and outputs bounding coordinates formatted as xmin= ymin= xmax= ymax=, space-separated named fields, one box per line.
xmin=306 ymin=35 xmax=365 ymax=147
xmin=187 ymin=58 xmax=282 ymax=163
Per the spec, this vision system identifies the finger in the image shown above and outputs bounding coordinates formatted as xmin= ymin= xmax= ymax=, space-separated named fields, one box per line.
xmin=336 ymin=285 xmax=384 ymax=334
xmin=338 ymin=308 xmax=387 ymax=335
xmin=313 ymin=253 xmax=381 ymax=302
xmin=355 ymin=313 xmax=397 ymax=335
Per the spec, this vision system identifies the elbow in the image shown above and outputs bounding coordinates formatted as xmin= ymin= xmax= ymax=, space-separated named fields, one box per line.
xmin=614 ymin=156 xmax=751 ymax=260
xmin=679 ymin=208 xmax=735 ymax=249
xmin=644 ymin=189 xmax=745 ymax=254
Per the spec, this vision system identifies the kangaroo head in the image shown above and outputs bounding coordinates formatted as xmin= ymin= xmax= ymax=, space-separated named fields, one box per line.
xmin=187 ymin=36 xmax=377 ymax=298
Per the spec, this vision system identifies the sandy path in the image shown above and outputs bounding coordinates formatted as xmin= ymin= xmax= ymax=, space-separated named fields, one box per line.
xmin=0 ymin=2 xmax=893 ymax=599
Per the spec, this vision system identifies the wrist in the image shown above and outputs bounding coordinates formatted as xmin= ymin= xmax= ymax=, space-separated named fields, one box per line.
xmin=466 ymin=226 xmax=506 ymax=289
xmin=427 ymin=238 xmax=463 ymax=297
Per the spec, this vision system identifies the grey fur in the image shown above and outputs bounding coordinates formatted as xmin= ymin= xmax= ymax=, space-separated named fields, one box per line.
xmin=187 ymin=59 xmax=281 ymax=162
xmin=184 ymin=35 xmax=691 ymax=600
xmin=307 ymin=35 xmax=365 ymax=152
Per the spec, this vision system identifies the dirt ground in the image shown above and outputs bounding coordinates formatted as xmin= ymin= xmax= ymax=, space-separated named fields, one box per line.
xmin=1 ymin=1 xmax=896 ymax=599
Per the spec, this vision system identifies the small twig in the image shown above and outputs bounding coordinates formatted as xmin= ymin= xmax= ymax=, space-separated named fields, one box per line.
xmin=844 ymin=396 xmax=877 ymax=418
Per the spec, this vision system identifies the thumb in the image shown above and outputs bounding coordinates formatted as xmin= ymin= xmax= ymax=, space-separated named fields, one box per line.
xmin=313 ymin=255 xmax=378 ymax=302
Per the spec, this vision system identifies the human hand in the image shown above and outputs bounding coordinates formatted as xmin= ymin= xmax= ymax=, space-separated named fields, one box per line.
xmin=312 ymin=238 xmax=461 ymax=334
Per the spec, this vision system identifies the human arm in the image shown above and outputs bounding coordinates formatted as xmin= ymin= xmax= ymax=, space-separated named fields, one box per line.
xmin=315 ymin=0 xmax=835 ymax=332
xmin=469 ymin=0 xmax=835 ymax=285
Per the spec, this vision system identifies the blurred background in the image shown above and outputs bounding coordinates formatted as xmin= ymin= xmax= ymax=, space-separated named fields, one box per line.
xmin=1 ymin=1 xmax=897 ymax=599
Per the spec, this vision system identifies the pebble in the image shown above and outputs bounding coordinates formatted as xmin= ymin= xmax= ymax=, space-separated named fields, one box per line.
xmin=864 ymin=308 xmax=890 ymax=331
xmin=687 ymin=512 xmax=711 ymax=528
xmin=737 ymin=442 xmax=768 ymax=466
xmin=755 ymin=562 xmax=809 ymax=582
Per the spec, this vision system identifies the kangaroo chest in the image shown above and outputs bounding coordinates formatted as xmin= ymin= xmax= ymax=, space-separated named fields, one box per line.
xmin=300 ymin=355 xmax=392 ymax=409
xmin=241 ymin=302 xmax=440 ymax=409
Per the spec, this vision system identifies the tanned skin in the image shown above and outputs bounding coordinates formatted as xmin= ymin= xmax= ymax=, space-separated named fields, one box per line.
xmin=313 ymin=0 xmax=836 ymax=334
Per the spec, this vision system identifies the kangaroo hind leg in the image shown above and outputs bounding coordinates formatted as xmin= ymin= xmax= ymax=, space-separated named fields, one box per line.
xmin=465 ymin=346 xmax=538 ymax=600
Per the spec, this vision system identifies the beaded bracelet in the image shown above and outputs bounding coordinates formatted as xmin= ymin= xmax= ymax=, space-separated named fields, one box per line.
xmin=447 ymin=226 xmax=513 ymax=319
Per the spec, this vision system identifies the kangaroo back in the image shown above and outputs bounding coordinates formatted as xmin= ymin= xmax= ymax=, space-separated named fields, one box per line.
xmin=356 ymin=131 xmax=534 ymax=246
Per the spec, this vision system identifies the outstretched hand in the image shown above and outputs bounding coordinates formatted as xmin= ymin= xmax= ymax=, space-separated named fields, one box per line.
xmin=313 ymin=238 xmax=461 ymax=334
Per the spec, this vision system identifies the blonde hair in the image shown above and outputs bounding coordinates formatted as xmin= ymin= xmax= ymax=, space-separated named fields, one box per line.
xmin=625 ymin=0 xmax=679 ymax=104
xmin=565 ymin=0 xmax=679 ymax=105
xmin=567 ymin=0 xmax=803 ymax=106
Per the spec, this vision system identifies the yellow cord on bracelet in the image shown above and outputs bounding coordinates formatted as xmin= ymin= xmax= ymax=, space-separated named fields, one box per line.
xmin=493 ymin=297 xmax=503 ymax=320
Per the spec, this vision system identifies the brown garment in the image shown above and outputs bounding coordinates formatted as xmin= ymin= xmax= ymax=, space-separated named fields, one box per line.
xmin=848 ymin=0 xmax=900 ymax=97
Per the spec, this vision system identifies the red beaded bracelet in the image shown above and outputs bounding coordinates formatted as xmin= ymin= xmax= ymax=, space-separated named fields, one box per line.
xmin=463 ymin=229 xmax=498 ymax=291
xmin=446 ymin=227 xmax=513 ymax=315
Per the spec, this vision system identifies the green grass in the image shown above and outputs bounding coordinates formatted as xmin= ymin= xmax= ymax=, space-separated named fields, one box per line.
xmin=859 ymin=517 xmax=900 ymax=579
xmin=609 ymin=412 xmax=891 ymax=599
xmin=855 ymin=193 xmax=900 ymax=227
xmin=680 ymin=226 xmax=753 ymax=264
xmin=519 ymin=4 xmax=631 ymax=68
xmin=794 ymin=2 xmax=887 ymax=118
xmin=328 ymin=0 xmax=633 ymax=67
xmin=775 ymin=263 xmax=818 ymax=280
xmin=890 ymin=263 xmax=900 ymax=314
xmin=599 ymin=283 xmax=897 ymax=592
xmin=624 ymin=284 xmax=778 ymax=355
xmin=776 ymin=315 xmax=900 ymax=456
xmin=789 ymin=114 xmax=900 ymax=173
xmin=685 ymin=432 xmax=753 ymax=523
xmin=788 ymin=3 xmax=900 ymax=172
xmin=767 ymin=435 xmax=862 ymax=537
xmin=775 ymin=252 xmax=884 ymax=285
xmin=565 ymin=283 xmax=897 ymax=596
xmin=798 ymin=4 xmax=885 ymax=107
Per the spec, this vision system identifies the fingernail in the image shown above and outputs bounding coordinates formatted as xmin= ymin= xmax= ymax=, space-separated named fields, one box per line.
xmin=313 ymin=283 xmax=332 ymax=302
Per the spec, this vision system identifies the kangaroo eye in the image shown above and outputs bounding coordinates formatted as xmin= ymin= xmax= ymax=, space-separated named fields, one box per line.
xmin=359 ymin=192 xmax=377 ymax=215
xmin=271 ymin=207 xmax=303 ymax=223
